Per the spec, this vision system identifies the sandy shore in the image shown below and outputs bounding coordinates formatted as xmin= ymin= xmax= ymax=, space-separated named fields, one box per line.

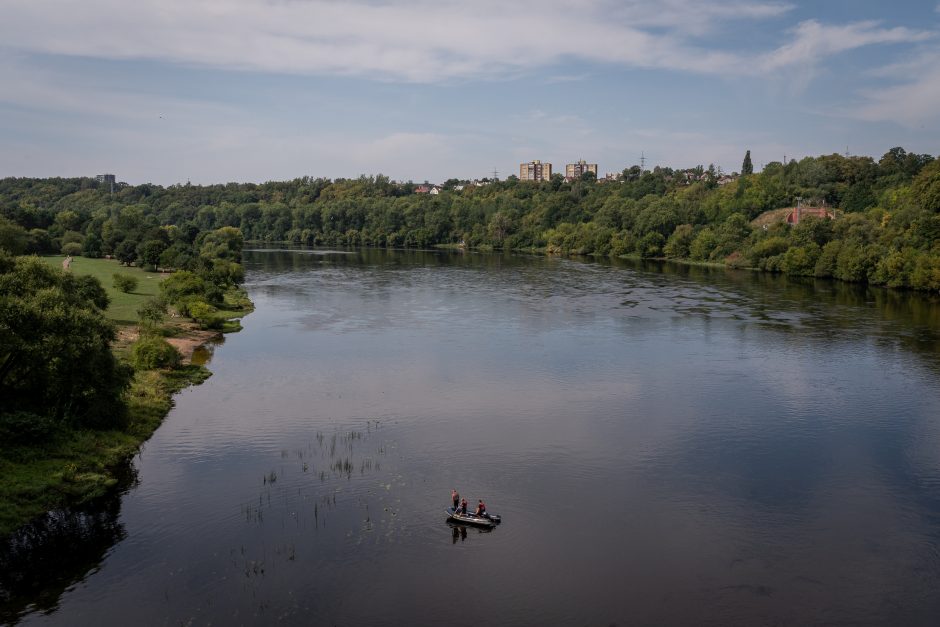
xmin=117 ymin=323 xmax=222 ymax=365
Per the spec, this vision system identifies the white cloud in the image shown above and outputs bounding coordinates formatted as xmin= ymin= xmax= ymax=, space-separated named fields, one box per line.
xmin=758 ymin=20 xmax=932 ymax=72
xmin=0 ymin=0 xmax=796 ymax=82
xmin=852 ymin=49 xmax=940 ymax=127
xmin=1 ymin=2 xmax=926 ymax=84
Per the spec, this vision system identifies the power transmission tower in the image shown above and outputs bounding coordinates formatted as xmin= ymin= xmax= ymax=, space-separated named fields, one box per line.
xmin=492 ymin=167 xmax=499 ymax=181
xmin=640 ymin=151 xmax=646 ymax=171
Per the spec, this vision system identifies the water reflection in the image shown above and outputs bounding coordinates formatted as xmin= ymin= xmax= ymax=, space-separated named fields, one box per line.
xmin=0 ymin=465 xmax=135 ymax=624
xmin=189 ymin=336 xmax=222 ymax=367
xmin=450 ymin=524 xmax=467 ymax=544
xmin=246 ymin=249 xmax=940 ymax=382
xmin=6 ymin=247 xmax=940 ymax=626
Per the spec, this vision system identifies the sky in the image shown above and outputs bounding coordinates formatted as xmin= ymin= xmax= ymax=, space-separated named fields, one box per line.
xmin=1 ymin=0 xmax=939 ymax=186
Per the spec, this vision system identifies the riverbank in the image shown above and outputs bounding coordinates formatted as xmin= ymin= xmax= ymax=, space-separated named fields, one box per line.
xmin=0 ymin=263 xmax=253 ymax=538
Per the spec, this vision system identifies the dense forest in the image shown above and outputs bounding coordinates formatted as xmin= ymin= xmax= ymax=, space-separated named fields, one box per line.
xmin=2 ymin=146 xmax=939 ymax=290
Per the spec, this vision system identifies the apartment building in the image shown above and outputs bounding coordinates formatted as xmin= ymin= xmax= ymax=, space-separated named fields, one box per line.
xmin=565 ymin=160 xmax=598 ymax=181
xmin=519 ymin=160 xmax=552 ymax=182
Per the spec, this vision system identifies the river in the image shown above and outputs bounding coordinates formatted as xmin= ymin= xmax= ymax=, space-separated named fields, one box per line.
xmin=4 ymin=248 xmax=940 ymax=626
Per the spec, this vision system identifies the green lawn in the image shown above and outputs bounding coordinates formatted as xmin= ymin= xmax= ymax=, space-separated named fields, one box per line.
xmin=43 ymin=256 xmax=165 ymax=325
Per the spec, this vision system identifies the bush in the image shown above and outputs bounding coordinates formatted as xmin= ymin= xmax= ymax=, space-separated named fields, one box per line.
xmin=747 ymin=236 xmax=790 ymax=267
xmin=689 ymin=228 xmax=717 ymax=260
xmin=113 ymin=273 xmax=139 ymax=293
xmin=186 ymin=299 xmax=221 ymax=328
xmin=160 ymin=270 xmax=206 ymax=304
xmin=779 ymin=243 xmax=821 ymax=276
xmin=638 ymin=232 xmax=665 ymax=258
xmin=0 ymin=410 xmax=60 ymax=445
xmin=664 ymin=224 xmax=694 ymax=258
xmin=132 ymin=335 xmax=181 ymax=370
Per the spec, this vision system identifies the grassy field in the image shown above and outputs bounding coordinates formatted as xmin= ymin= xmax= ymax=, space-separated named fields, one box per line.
xmin=42 ymin=256 xmax=165 ymax=324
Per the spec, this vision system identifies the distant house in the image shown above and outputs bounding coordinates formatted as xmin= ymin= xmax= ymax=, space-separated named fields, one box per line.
xmin=429 ymin=186 xmax=441 ymax=195
xmin=415 ymin=185 xmax=431 ymax=194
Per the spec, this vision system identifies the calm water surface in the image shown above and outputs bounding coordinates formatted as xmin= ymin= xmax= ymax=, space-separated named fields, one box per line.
xmin=4 ymin=248 xmax=940 ymax=626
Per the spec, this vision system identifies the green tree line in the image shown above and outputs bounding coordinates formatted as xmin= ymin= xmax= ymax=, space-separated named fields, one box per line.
xmin=1 ymin=146 xmax=939 ymax=289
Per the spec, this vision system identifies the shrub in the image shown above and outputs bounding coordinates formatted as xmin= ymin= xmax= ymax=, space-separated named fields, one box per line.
xmin=609 ymin=230 xmax=636 ymax=256
xmin=689 ymin=228 xmax=717 ymax=260
xmin=132 ymin=336 xmax=181 ymax=370
xmin=186 ymin=299 xmax=223 ymax=329
xmin=113 ymin=273 xmax=139 ymax=293
xmin=0 ymin=411 xmax=60 ymax=445
xmin=663 ymin=224 xmax=694 ymax=258
xmin=160 ymin=270 xmax=206 ymax=304
xmin=747 ymin=236 xmax=790 ymax=267
xmin=638 ymin=232 xmax=665 ymax=258
xmin=779 ymin=243 xmax=821 ymax=276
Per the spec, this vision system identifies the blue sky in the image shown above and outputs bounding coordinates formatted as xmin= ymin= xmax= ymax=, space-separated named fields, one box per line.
xmin=1 ymin=0 xmax=939 ymax=185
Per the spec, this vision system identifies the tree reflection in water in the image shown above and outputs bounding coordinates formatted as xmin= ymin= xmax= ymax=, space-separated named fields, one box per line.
xmin=0 ymin=463 xmax=136 ymax=624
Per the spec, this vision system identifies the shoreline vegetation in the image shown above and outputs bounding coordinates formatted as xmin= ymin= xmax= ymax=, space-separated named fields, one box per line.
xmin=1 ymin=251 xmax=251 ymax=538
xmin=3 ymin=146 xmax=936 ymax=292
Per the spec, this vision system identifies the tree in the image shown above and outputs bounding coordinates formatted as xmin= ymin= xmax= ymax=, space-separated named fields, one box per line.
xmin=638 ymin=232 xmax=665 ymax=258
xmin=197 ymin=226 xmax=244 ymax=261
xmin=0 ymin=217 xmax=28 ymax=254
xmin=61 ymin=242 xmax=83 ymax=256
xmin=0 ymin=253 xmax=131 ymax=432
xmin=912 ymin=159 xmax=940 ymax=213
xmin=137 ymin=239 xmax=167 ymax=270
xmin=664 ymin=224 xmax=694 ymax=258
xmin=742 ymin=150 xmax=754 ymax=176
xmin=160 ymin=270 xmax=207 ymax=304
xmin=137 ymin=298 xmax=166 ymax=327
xmin=115 ymin=240 xmax=137 ymax=265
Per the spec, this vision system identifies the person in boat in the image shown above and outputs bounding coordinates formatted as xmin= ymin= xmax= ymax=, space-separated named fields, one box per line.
xmin=475 ymin=499 xmax=486 ymax=517
xmin=452 ymin=489 xmax=459 ymax=511
xmin=459 ymin=498 xmax=468 ymax=515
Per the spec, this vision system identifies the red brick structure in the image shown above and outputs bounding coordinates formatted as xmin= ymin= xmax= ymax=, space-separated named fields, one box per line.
xmin=786 ymin=205 xmax=834 ymax=225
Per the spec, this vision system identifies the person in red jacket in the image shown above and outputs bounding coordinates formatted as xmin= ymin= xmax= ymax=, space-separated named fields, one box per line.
xmin=459 ymin=498 xmax=468 ymax=515
xmin=475 ymin=499 xmax=486 ymax=516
